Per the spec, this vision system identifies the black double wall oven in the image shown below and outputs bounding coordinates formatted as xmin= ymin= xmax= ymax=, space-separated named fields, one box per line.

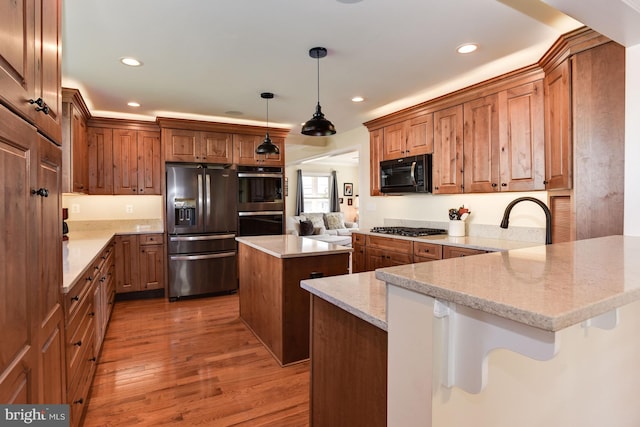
xmin=237 ymin=166 xmax=284 ymax=236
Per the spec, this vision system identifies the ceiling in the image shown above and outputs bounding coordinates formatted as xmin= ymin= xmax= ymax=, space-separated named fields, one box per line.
xmin=62 ymin=0 xmax=580 ymax=136
xmin=63 ymin=0 xmax=618 ymax=151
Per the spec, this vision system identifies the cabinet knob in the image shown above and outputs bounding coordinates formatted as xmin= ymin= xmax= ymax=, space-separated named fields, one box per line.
xmin=89 ymin=311 xmax=95 ymax=317
xmin=491 ymin=183 xmax=498 ymax=187
xmin=73 ymin=398 xmax=84 ymax=405
xmin=501 ymin=183 xmax=507 ymax=187
xmin=73 ymin=340 xmax=82 ymax=347
xmin=31 ymin=188 xmax=49 ymax=197
xmin=89 ymin=357 xmax=97 ymax=362
xmin=543 ymin=180 xmax=549 ymax=185
xmin=71 ymin=295 xmax=79 ymax=302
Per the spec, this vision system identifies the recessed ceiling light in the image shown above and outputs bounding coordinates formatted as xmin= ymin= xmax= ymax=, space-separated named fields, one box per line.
xmin=127 ymin=102 xmax=140 ymax=107
xmin=351 ymin=96 xmax=364 ymax=103
xmin=456 ymin=43 xmax=478 ymax=54
xmin=120 ymin=57 xmax=143 ymax=67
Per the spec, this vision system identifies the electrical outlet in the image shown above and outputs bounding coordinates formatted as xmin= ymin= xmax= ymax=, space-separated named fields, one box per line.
xmin=125 ymin=205 xmax=134 ymax=213
xmin=71 ymin=204 xmax=80 ymax=213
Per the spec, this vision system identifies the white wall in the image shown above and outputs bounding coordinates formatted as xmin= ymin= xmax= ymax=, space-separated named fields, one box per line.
xmin=62 ymin=194 xmax=163 ymax=221
xmin=624 ymin=44 xmax=640 ymax=236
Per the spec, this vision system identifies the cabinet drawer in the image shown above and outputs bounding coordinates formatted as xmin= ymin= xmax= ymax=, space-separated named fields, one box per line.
xmin=366 ymin=235 xmax=412 ymax=253
xmin=367 ymin=247 xmax=413 ymax=267
xmin=413 ymin=242 xmax=442 ymax=260
xmin=442 ymin=246 xmax=490 ymax=258
xmin=66 ymin=297 xmax=95 ymax=382
xmin=139 ymin=233 xmax=164 ymax=245
xmin=67 ymin=332 xmax=96 ymax=427
xmin=352 ymin=233 xmax=366 ymax=246
xmin=65 ymin=272 xmax=94 ymax=323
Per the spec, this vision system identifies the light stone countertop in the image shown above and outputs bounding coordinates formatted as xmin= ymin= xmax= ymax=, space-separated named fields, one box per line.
xmin=355 ymin=230 xmax=540 ymax=252
xmin=376 ymin=235 xmax=640 ymax=332
xmin=62 ymin=223 xmax=164 ymax=293
xmin=301 ymin=272 xmax=387 ymax=331
xmin=236 ymin=234 xmax=353 ymax=258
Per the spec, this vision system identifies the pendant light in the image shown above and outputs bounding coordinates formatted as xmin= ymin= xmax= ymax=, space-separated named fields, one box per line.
xmin=301 ymin=47 xmax=336 ymax=136
xmin=255 ymin=92 xmax=280 ymax=155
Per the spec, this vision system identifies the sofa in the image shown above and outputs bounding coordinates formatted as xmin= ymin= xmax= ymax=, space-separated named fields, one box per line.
xmin=287 ymin=212 xmax=358 ymax=247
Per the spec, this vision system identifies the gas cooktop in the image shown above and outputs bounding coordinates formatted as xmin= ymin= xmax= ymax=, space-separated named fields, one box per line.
xmin=370 ymin=226 xmax=447 ymax=237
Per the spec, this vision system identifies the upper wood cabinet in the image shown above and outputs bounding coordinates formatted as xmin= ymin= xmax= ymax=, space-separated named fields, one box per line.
xmin=0 ymin=0 xmax=62 ymax=145
xmin=543 ymin=60 xmax=572 ymax=190
xmin=369 ymin=129 xmax=383 ymax=196
xmin=62 ymin=88 xmax=90 ymax=193
xmin=382 ymin=114 xmax=433 ymax=160
xmin=87 ymin=126 xmax=114 ymax=195
xmin=164 ymin=128 xmax=233 ymax=163
xmin=87 ymin=119 xmax=161 ymax=195
xmin=113 ymin=129 xmax=162 ymax=195
xmin=433 ymin=105 xmax=464 ymax=194
xmin=463 ymin=81 xmax=545 ymax=193
xmin=235 ymin=133 xmax=284 ymax=166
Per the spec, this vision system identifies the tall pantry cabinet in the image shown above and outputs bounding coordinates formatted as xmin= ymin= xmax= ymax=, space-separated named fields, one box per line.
xmin=0 ymin=0 xmax=66 ymax=405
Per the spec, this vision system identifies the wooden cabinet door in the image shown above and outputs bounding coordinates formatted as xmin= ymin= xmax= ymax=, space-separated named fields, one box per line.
xmin=235 ymin=134 xmax=283 ymax=166
xmin=136 ymin=131 xmax=161 ymax=195
xmin=0 ymin=105 xmax=38 ymax=404
xmin=352 ymin=233 xmax=367 ymax=273
xmin=382 ymin=123 xmax=406 ymax=160
xmin=87 ymin=127 xmax=113 ymax=194
xmin=164 ymin=128 xmax=199 ymax=162
xmin=544 ymin=60 xmax=572 ymax=190
xmin=406 ymin=114 xmax=433 ymax=156
xmin=433 ymin=104 xmax=464 ymax=194
xmin=71 ymin=106 xmax=88 ymax=192
xmin=499 ymin=80 xmax=545 ymax=192
xmin=139 ymin=244 xmax=164 ymax=290
xmin=0 ymin=0 xmax=36 ymax=124
xmin=201 ymin=131 xmax=233 ymax=163
xmin=32 ymin=0 xmax=62 ymax=145
xmin=115 ymin=235 xmax=140 ymax=293
xmin=112 ymin=129 xmax=139 ymax=195
xmin=463 ymin=95 xmax=500 ymax=193
xmin=35 ymin=135 xmax=66 ymax=404
xmin=369 ymin=129 xmax=383 ymax=196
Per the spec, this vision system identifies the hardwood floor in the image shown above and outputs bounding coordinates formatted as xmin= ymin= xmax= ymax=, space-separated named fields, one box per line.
xmin=83 ymin=294 xmax=310 ymax=426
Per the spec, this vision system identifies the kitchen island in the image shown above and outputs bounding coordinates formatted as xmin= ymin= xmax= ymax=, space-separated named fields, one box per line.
xmin=302 ymin=235 xmax=640 ymax=427
xmin=236 ymin=235 xmax=352 ymax=366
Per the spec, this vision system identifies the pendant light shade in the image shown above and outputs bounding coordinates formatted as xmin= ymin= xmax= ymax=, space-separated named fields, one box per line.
xmin=255 ymin=92 xmax=280 ymax=155
xmin=301 ymin=47 xmax=336 ymax=136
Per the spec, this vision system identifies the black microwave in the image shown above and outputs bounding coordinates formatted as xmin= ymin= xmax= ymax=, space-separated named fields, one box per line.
xmin=380 ymin=154 xmax=432 ymax=193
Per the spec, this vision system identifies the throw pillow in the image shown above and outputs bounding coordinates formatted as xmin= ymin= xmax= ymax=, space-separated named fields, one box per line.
xmin=324 ymin=212 xmax=346 ymax=230
xmin=301 ymin=212 xmax=326 ymax=230
xmin=299 ymin=220 xmax=314 ymax=236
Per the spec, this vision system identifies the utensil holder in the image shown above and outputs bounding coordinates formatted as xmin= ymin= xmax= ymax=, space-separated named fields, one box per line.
xmin=448 ymin=220 xmax=465 ymax=237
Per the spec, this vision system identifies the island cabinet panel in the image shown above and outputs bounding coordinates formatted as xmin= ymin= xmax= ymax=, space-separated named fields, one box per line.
xmin=238 ymin=243 xmax=349 ymax=366
xmin=310 ymin=296 xmax=387 ymax=427
xmin=433 ymin=104 xmax=464 ymax=194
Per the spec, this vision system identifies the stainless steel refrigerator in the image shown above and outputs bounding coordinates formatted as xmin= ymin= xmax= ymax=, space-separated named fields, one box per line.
xmin=166 ymin=164 xmax=238 ymax=300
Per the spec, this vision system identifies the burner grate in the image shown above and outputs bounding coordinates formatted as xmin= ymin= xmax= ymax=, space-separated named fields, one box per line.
xmin=370 ymin=226 xmax=446 ymax=237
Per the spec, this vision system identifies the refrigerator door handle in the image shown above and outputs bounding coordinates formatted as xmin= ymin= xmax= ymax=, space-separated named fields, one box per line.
xmin=197 ymin=173 xmax=204 ymax=227
xmin=169 ymin=234 xmax=236 ymax=242
xmin=205 ymin=172 xmax=212 ymax=227
xmin=170 ymin=251 xmax=236 ymax=261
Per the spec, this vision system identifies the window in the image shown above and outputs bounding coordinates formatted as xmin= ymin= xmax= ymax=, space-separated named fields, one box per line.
xmin=302 ymin=174 xmax=330 ymax=212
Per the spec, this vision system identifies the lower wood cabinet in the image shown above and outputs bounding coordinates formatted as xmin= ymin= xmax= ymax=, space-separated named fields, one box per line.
xmin=64 ymin=240 xmax=115 ymax=427
xmin=351 ymin=232 xmax=491 ymax=272
xmin=310 ymin=296 xmax=387 ymax=427
xmin=115 ymin=233 xmax=165 ymax=293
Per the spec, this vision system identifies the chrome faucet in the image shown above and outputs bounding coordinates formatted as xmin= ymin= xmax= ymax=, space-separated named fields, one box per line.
xmin=500 ymin=197 xmax=552 ymax=245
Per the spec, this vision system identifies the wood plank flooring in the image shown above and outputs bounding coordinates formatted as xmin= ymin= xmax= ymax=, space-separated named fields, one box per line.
xmin=83 ymin=294 xmax=310 ymax=426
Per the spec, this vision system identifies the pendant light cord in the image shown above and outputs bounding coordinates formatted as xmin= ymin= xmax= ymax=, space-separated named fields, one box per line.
xmin=316 ymin=55 xmax=320 ymax=106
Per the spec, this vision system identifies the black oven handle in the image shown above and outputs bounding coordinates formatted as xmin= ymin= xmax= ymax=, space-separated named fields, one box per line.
xmin=410 ymin=161 xmax=417 ymax=186
xmin=237 ymin=172 xmax=283 ymax=178
xmin=238 ymin=211 xmax=284 ymax=217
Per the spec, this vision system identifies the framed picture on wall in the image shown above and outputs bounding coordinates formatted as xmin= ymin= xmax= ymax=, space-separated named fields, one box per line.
xmin=339 ymin=198 xmax=344 ymax=204
xmin=344 ymin=183 xmax=353 ymax=196
xmin=348 ymin=198 xmax=353 ymax=206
